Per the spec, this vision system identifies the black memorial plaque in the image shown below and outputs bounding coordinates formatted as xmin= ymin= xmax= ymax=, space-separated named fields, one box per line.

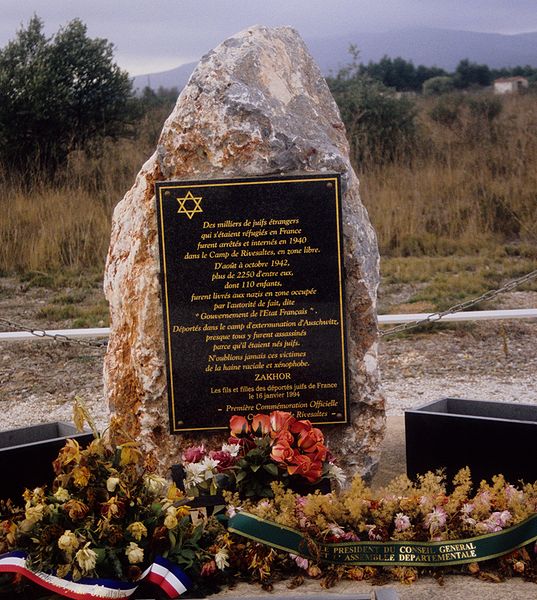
xmin=155 ymin=174 xmax=348 ymax=433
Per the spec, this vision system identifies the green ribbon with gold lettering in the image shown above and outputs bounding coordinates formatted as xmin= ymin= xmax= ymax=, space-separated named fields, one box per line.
xmin=228 ymin=512 xmax=537 ymax=566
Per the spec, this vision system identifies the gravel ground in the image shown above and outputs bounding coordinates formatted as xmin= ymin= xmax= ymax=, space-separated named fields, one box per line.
xmin=0 ymin=278 xmax=536 ymax=432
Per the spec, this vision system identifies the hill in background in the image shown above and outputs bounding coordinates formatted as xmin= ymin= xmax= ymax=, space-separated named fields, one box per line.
xmin=133 ymin=26 xmax=537 ymax=91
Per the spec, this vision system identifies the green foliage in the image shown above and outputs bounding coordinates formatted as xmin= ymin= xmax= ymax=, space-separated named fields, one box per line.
xmin=490 ymin=64 xmax=537 ymax=81
xmin=0 ymin=15 xmax=134 ymax=171
xmin=422 ymin=75 xmax=455 ymax=96
xmin=327 ymin=54 xmax=418 ymax=165
xmin=454 ymin=59 xmax=492 ymax=88
xmin=138 ymin=85 xmax=179 ymax=111
xmin=359 ymin=55 xmax=446 ymax=91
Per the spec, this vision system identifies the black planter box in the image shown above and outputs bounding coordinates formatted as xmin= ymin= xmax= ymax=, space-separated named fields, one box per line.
xmin=0 ymin=422 xmax=93 ymax=500
xmin=405 ymin=398 xmax=537 ymax=486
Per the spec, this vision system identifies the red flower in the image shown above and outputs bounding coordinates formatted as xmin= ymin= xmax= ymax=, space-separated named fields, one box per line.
xmin=200 ymin=560 xmax=217 ymax=576
xmin=229 ymin=416 xmax=250 ymax=438
xmin=307 ymin=445 xmax=328 ymax=463
xmin=289 ymin=418 xmax=313 ymax=435
xmin=274 ymin=429 xmax=293 ymax=446
xmin=251 ymin=414 xmax=271 ymax=436
xmin=269 ymin=411 xmax=295 ymax=436
xmin=209 ymin=450 xmax=235 ymax=471
xmin=297 ymin=426 xmax=325 ymax=454
xmin=227 ymin=436 xmax=255 ymax=453
xmin=287 ymin=452 xmax=323 ymax=483
xmin=270 ymin=440 xmax=295 ymax=464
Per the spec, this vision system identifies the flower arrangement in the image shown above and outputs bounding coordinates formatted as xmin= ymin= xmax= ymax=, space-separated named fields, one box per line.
xmin=2 ymin=404 xmax=537 ymax=598
xmin=0 ymin=408 xmax=230 ymax=594
xmin=180 ymin=411 xmax=345 ymax=499
xmin=224 ymin=469 xmax=537 ymax=586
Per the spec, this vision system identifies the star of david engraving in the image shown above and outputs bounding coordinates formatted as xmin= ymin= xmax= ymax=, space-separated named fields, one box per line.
xmin=177 ymin=190 xmax=203 ymax=219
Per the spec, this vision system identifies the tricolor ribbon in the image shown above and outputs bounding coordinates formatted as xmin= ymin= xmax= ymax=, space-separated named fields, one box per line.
xmin=229 ymin=511 xmax=537 ymax=567
xmin=0 ymin=551 xmax=191 ymax=599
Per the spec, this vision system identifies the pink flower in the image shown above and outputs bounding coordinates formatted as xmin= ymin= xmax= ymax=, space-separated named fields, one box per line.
xmin=328 ymin=523 xmax=346 ymax=537
xmin=182 ymin=445 xmax=205 ymax=463
xmin=368 ymin=525 xmax=383 ymax=541
xmin=290 ymin=554 xmax=309 ymax=570
xmin=477 ymin=510 xmax=512 ymax=533
xmin=394 ymin=513 xmax=411 ymax=532
xmin=424 ymin=507 xmax=447 ymax=532
xmin=492 ymin=510 xmax=512 ymax=527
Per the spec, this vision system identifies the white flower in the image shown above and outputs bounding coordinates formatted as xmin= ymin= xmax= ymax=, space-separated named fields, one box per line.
xmin=226 ymin=505 xmax=237 ymax=518
xmin=327 ymin=463 xmax=346 ymax=486
xmin=58 ymin=530 xmax=80 ymax=554
xmin=221 ymin=443 xmax=240 ymax=457
xmin=184 ymin=462 xmax=207 ymax=489
xmin=214 ymin=548 xmax=229 ymax=570
xmin=200 ymin=457 xmax=220 ymax=480
xmin=76 ymin=543 xmax=97 ymax=574
xmin=106 ymin=477 xmax=121 ymax=493
xmin=54 ymin=487 xmax=70 ymax=502
xmin=144 ymin=475 xmax=169 ymax=496
xmin=461 ymin=503 xmax=474 ymax=515
xmin=125 ymin=542 xmax=144 ymax=564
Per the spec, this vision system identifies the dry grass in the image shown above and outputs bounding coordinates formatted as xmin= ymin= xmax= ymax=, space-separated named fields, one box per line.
xmin=359 ymin=93 xmax=537 ymax=256
xmin=0 ymin=137 xmax=151 ymax=273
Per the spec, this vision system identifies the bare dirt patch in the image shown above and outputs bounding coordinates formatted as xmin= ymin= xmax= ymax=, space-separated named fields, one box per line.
xmin=0 ymin=276 xmax=536 ymax=432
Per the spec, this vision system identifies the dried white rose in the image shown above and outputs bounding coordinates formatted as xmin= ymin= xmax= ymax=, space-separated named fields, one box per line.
xmin=125 ymin=542 xmax=144 ymax=564
xmin=75 ymin=543 xmax=97 ymax=574
xmin=58 ymin=530 xmax=80 ymax=554
xmin=106 ymin=476 xmax=121 ymax=493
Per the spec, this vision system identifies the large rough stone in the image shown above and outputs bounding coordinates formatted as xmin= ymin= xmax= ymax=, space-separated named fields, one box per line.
xmin=103 ymin=25 xmax=385 ymax=480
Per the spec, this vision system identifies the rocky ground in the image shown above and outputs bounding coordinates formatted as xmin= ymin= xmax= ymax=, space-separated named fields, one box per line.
xmin=1 ymin=275 xmax=535 ymax=433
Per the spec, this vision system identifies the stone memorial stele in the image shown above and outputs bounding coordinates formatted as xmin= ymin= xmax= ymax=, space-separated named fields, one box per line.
xmin=104 ymin=25 xmax=385 ymax=481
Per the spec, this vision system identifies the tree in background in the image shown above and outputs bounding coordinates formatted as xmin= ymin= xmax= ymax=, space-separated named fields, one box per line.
xmin=0 ymin=15 xmax=133 ymax=172
xmin=454 ymin=59 xmax=492 ymax=88
xmin=327 ymin=48 xmax=418 ymax=166
xmin=359 ymin=55 xmax=446 ymax=92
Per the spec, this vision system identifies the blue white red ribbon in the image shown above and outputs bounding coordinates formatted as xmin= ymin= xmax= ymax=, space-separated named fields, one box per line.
xmin=0 ymin=551 xmax=191 ymax=599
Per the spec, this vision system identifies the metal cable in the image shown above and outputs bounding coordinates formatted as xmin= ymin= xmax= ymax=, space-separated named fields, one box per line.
xmin=379 ymin=268 xmax=537 ymax=337
xmin=0 ymin=317 xmax=108 ymax=348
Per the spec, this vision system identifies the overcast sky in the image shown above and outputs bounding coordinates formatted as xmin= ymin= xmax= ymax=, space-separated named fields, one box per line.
xmin=2 ymin=0 xmax=537 ymax=75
